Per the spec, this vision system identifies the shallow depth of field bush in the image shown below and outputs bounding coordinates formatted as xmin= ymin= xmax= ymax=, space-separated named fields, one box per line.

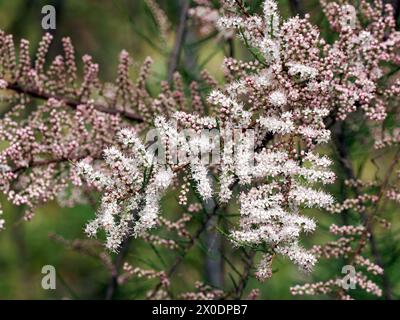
xmin=0 ymin=0 xmax=400 ymax=300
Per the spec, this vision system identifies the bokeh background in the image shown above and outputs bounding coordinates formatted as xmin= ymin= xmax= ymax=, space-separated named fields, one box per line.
xmin=0 ymin=0 xmax=400 ymax=299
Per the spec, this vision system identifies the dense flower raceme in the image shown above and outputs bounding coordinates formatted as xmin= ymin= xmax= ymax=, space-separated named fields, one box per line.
xmin=0 ymin=0 xmax=399 ymax=299
xmin=76 ymin=0 xmax=338 ymax=273
xmin=0 ymin=29 xmax=215 ymax=220
xmin=75 ymin=127 xmax=175 ymax=250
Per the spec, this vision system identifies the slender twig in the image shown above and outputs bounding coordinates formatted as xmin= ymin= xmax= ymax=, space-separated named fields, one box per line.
xmin=227 ymin=38 xmax=235 ymax=59
xmin=288 ymin=0 xmax=304 ymax=17
xmin=5 ymin=82 xmax=144 ymax=123
xmin=11 ymin=154 xmax=97 ymax=174
xmin=167 ymin=0 xmax=190 ymax=83
xmin=204 ymin=197 xmax=224 ymax=288
xmin=235 ymin=0 xmax=265 ymax=37
xmin=105 ymin=236 xmax=132 ymax=300
xmin=232 ymin=251 xmax=256 ymax=299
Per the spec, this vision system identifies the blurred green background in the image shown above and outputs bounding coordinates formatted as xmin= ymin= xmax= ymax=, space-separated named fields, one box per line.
xmin=0 ymin=0 xmax=400 ymax=300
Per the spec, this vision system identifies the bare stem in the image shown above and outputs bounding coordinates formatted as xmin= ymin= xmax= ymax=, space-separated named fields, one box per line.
xmin=167 ymin=0 xmax=190 ymax=83
xmin=288 ymin=0 xmax=304 ymax=17
xmin=105 ymin=236 xmax=132 ymax=300
xmin=233 ymin=251 xmax=256 ymax=299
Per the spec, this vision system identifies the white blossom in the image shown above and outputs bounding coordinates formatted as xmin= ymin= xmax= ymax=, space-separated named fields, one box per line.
xmin=287 ymin=62 xmax=318 ymax=80
xmin=76 ymin=162 xmax=113 ymax=189
xmin=298 ymin=126 xmax=331 ymax=143
xmin=117 ymin=128 xmax=153 ymax=166
xmin=259 ymin=112 xmax=294 ymax=134
xmin=0 ymin=79 xmax=7 ymax=89
xmin=268 ymin=90 xmax=287 ymax=107
xmin=231 ymin=184 xmax=320 ymax=271
xmin=208 ymin=90 xmax=252 ymax=125
xmin=289 ymin=185 xmax=334 ymax=209
xmin=263 ymin=0 xmax=280 ymax=37
xmin=77 ymin=130 xmax=176 ymax=251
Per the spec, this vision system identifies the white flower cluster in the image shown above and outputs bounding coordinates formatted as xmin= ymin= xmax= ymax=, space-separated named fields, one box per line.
xmin=252 ymin=150 xmax=335 ymax=184
xmin=217 ymin=0 xmax=281 ymax=63
xmin=77 ymin=112 xmax=221 ymax=251
xmin=75 ymin=1 xmax=336 ymax=275
xmin=208 ymin=90 xmax=252 ymax=126
xmin=255 ymin=253 xmax=274 ymax=281
xmin=213 ymin=0 xmax=336 ymax=273
xmin=154 ymin=116 xmax=213 ymax=200
xmin=218 ymin=126 xmax=236 ymax=203
xmin=263 ymin=0 xmax=280 ymax=38
xmin=227 ymin=145 xmax=334 ymax=271
xmin=298 ymin=126 xmax=331 ymax=144
xmin=287 ymin=62 xmax=318 ymax=81
xmin=259 ymin=112 xmax=294 ymax=134
xmin=77 ymin=128 xmax=174 ymax=251
xmin=0 ymin=79 xmax=7 ymax=89
xmin=268 ymin=90 xmax=287 ymax=107
xmin=228 ymin=146 xmax=335 ymax=270
xmin=134 ymin=167 xmax=174 ymax=237
xmin=231 ymin=183 xmax=322 ymax=271
xmin=228 ymin=146 xmax=334 ymax=272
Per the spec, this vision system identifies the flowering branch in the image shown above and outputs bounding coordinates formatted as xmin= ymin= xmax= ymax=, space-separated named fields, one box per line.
xmin=1 ymin=0 xmax=399 ymax=300
xmin=5 ymin=82 xmax=144 ymax=123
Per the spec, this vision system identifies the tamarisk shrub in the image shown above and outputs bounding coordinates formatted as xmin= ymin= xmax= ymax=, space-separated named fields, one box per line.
xmin=0 ymin=0 xmax=399 ymax=300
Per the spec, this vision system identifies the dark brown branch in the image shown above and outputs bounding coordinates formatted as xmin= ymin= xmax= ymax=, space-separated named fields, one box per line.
xmin=233 ymin=251 xmax=256 ymax=299
xmin=167 ymin=0 xmax=190 ymax=83
xmin=105 ymin=235 xmax=132 ymax=300
xmin=5 ymin=82 xmax=144 ymax=123
xmin=11 ymin=153 xmax=102 ymax=175
xmin=288 ymin=0 xmax=304 ymax=17
xmin=204 ymin=198 xmax=224 ymax=288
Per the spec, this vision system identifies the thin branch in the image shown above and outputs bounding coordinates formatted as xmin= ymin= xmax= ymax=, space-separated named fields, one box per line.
xmin=204 ymin=198 xmax=224 ymax=288
xmin=11 ymin=153 xmax=102 ymax=176
xmin=232 ymin=251 xmax=256 ymax=299
xmin=167 ymin=0 xmax=190 ymax=83
xmin=235 ymin=0 xmax=265 ymax=37
xmin=105 ymin=236 xmax=132 ymax=300
xmin=5 ymin=82 xmax=144 ymax=123
xmin=288 ymin=0 xmax=304 ymax=17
